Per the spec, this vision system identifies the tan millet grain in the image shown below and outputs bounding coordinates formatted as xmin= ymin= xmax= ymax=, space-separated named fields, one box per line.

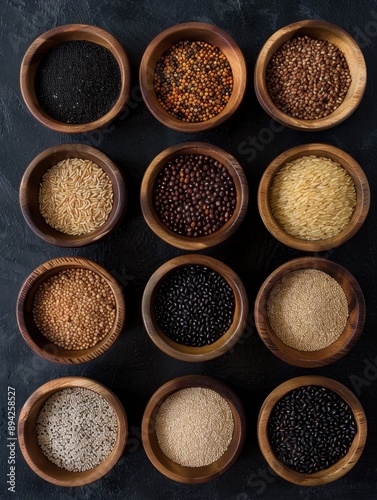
xmin=267 ymin=269 xmax=349 ymax=351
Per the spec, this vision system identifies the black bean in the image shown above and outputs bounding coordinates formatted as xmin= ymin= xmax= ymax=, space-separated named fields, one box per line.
xmin=268 ymin=385 xmax=357 ymax=474
xmin=154 ymin=265 xmax=235 ymax=347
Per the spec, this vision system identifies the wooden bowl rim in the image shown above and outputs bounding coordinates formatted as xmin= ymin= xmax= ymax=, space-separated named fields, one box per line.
xmin=139 ymin=22 xmax=247 ymax=132
xmin=141 ymin=254 xmax=249 ymax=361
xmin=18 ymin=376 xmax=128 ymax=486
xmin=254 ymin=19 xmax=367 ymax=131
xmin=140 ymin=141 xmax=249 ymax=250
xmin=257 ymin=143 xmax=370 ymax=251
xmin=254 ymin=256 xmax=366 ymax=368
xmin=19 ymin=143 xmax=127 ymax=247
xmin=257 ymin=375 xmax=367 ymax=486
xmin=16 ymin=256 xmax=126 ymax=364
xmin=20 ymin=23 xmax=131 ymax=133
xmin=141 ymin=374 xmax=246 ymax=483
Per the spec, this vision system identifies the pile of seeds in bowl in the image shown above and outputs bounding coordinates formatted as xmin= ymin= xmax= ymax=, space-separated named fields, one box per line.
xmin=266 ymin=35 xmax=351 ymax=120
xmin=154 ymin=40 xmax=233 ymax=122
xmin=34 ymin=40 xmax=121 ymax=124
xmin=153 ymin=153 xmax=237 ymax=237
xmin=32 ymin=268 xmax=116 ymax=350
xmin=155 ymin=387 xmax=234 ymax=467
xmin=36 ymin=387 xmax=118 ymax=471
xmin=269 ymin=155 xmax=356 ymax=240
xmin=267 ymin=269 xmax=349 ymax=351
xmin=268 ymin=385 xmax=357 ymax=473
xmin=39 ymin=158 xmax=114 ymax=236
xmin=154 ymin=264 xmax=235 ymax=347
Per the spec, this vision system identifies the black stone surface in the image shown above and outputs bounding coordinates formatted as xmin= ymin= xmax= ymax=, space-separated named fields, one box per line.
xmin=1 ymin=0 xmax=377 ymax=499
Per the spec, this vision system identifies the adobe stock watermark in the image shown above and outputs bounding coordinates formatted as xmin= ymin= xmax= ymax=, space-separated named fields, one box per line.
xmin=237 ymin=119 xmax=285 ymax=163
xmin=353 ymin=9 xmax=377 ymax=48
xmin=6 ymin=387 xmax=17 ymax=493
xmin=236 ymin=465 xmax=279 ymax=498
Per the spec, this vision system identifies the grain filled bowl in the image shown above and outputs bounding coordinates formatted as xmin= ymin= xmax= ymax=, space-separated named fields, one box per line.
xmin=257 ymin=143 xmax=370 ymax=252
xmin=254 ymin=20 xmax=367 ymax=131
xmin=20 ymin=24 xmax=130 ymax=133
xmin=139 ymin=22 xmax=247 ymax=132
xmin=257 ymin=375 xmax=367 ymax=486
xmin=16 ymin=257 xmax=126 ymax=364
xmin=142 ymin=254 xmax=248 ymax=362
xmin=18 ymin=376 xmax=128 ymax=487
xmin=254 ymin=257 xmax=365 ymax=368
xmin=19 ymin=143 xmax=127 ymax=247
xmin=140 ymin=142 xmax=248 ymax=250
xmin=142 ymin=374 xmax=246 ymax=483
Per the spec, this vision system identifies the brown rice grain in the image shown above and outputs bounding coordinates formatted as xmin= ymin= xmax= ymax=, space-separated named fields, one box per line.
xmin=39 ymin=158 xmax=114 ymax=236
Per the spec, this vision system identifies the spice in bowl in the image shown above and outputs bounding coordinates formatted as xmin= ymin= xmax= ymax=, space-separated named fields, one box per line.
xmin=32 ymin=268 xmax=116 ymax=350
xmin=36 ymin=387 xmax=117 ymax=471
xmin=153 ymin=40 xmax=233 ymax=122
xmin=154 ymin=264 xmax=235 ymax=347
xmin=153 ymin=154 xmax=237 ymax=237
xmin=269 ymin=155 xmax=356 ymax=240
xmin=268 ymin=385 xmax=357 ymax=473
xmin=267 ymin=269 xmax=348 ymax=351
xmin=34 ymin=40 xmax=121 ymax=124
xmin=39 ymin=158 xmax=114 ymax=236
xmin=266 ymin=35 xmax=351 ymax=120
xmin=155 ymin=387 xmax=234 ymax=467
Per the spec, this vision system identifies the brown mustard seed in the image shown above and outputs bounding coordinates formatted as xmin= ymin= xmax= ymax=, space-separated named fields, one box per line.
xmin=153 ymin=154 xmax=236 ymax=237
xmin=32 ymin=268 xmax=116 ymax=350
xmin=153 ymin=40 xmax=233 ymax=122
xmin=266 ymin=35 xmax=352 ymax=120
xmin=267 ymin=269 xmax=349 ymax=351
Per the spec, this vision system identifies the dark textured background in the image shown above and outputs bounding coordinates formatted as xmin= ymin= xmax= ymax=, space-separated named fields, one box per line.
xmin=1 ymin=0 xmax=377 ymax=499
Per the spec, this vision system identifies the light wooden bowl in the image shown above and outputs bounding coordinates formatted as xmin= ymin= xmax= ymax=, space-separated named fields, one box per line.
xmin=140 ymin=142 xmax=249 ymax=250
xmin=20 ymin=24 xmax=131 ymax=133
xmin=258 ymin=143 xmax=370 ymax=252
xmin=19 ymin=143 xmax=127 ymax=247
xmin=18 ymin=376 xmax=128 ymax=487
xmin=139 ymin=22 xmax=247 ymax=132
xmin=254 ymin=20 xmax=367 ymax=131
xmin=16 ymin=257 xmax=126 ymax=364
xmin=142 ymin=254 xmax=248 ymax=362
xmin=257 ymin=375 xmax=367 ymax=486
xmin=142 ymin=374 xmax=246 ymax=483
xmin=254 ymin=257 xmax=365 ymax=368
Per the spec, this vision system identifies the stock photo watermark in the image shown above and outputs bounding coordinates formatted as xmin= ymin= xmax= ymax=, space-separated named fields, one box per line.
xmin=6 ymin=386 xmax=16 ymax=493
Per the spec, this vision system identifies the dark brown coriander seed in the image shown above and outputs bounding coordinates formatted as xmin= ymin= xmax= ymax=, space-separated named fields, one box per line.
xmin=266 ymin=35 xmax=352 ymax=120
xmin=153 ymin=154 xmax=237 ymax=237
xmin=153 ymin=40 xmax=233 ymax=122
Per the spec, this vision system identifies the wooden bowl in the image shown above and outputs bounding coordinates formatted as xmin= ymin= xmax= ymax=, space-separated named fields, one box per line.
xmin=16 ymin=257 xmax=126 ymax=364
xmin=140 ymin=142 xmax=249 ymax=250
xmin=20 ymin=24 xmax=131 ymax=133
xmin=142 ymin=254 xmax=249 ymax=362
xmin=257 ymin=143 xmax=370 ymax=252
xmin=142 ymin=374 xmax=246 ymax=483
xmin=254 ymin=20 xmax=367 ymax=131
xmin=19 ymin=143 xmax=127 ymax=247
xmin=18 ymin=376 xmax=128 ymax=486
xmin=139 ymin=22 xmax=247 ymax=132
xmin=254 ymin=257 xmax=365 ymax=368
xmin=257 ymin=375 xmax=367 ymax=485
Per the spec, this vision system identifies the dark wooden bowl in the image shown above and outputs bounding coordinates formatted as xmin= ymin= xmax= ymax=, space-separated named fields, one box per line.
xmin=18 ymin=377 xmax=128 ymax=486
xmin=19 ymin=143 xmax=127 ymax=247
xmin=140 ymin=142 xmax=249 ymax=250
xmin=257 ymin=143 xmax=370 ymax=252
xmin=139 ymin=22 xmax=247 ymax=132
xmin=254 ymin=257 xmax=365 ymax=368
xmin=20 ymin=24 xmax=131 ymax=133
xmin=142 ymin=374 xmax=246 ymax=483
xmin=254 ymin=20 xmax=367 ymax=131
xmin=257 ymin=375 xmax=367 ymax=485
xmin=142 ymin=254 xmax=249 ymax=362
xmin=16 ymin=257 xmax=126 ymax=364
